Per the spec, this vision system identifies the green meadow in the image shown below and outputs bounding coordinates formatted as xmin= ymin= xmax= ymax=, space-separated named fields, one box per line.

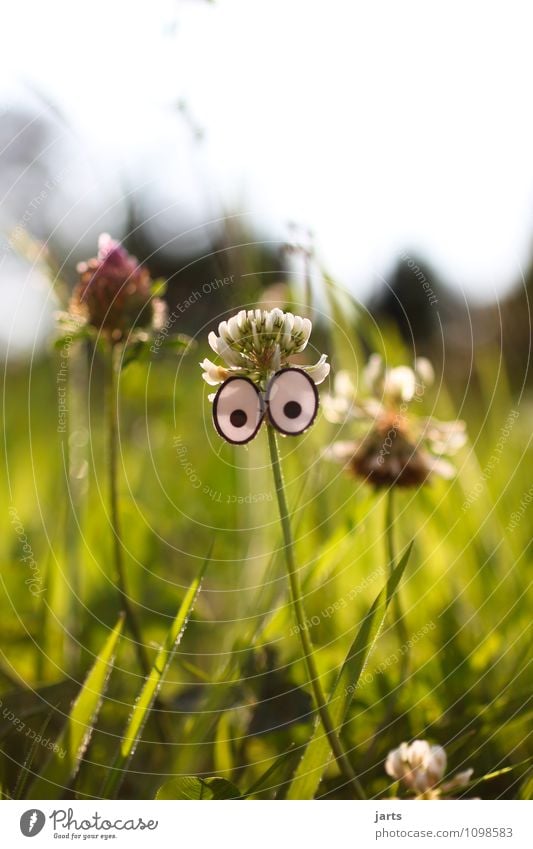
xmin=0 ymin=281 xmax=531 ymax=800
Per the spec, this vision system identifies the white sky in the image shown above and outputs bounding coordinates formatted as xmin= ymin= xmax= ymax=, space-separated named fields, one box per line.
xmin=1 ymin=0 xmax=533 ymax=344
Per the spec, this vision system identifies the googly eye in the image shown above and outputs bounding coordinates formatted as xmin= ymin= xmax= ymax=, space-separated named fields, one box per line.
xmin=266 ymin=368 xmax=319 ymax=435
xmin=212 ymin=377 xmax=264 ymax=444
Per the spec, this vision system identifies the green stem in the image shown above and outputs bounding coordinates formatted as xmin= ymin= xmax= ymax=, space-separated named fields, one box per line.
xmin=385 ymin=488 xmax=409 ymax=681
xmin=106 ymin=344 xmax=172 ymax=746
xmin=107 ymin=343 xmax=151 ymax=677
xmin=363 ymin=488 xmax=410 ymax=763
xmin=267 ymin=424 xmax=365 ymax=798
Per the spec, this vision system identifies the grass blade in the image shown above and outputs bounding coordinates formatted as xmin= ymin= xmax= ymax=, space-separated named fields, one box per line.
xmin=287 ymin=542 xmax=413 ymax=800
xmin=29 ymin=615 xmax=124 ymax=799
xmin=214 ymin=711 xmax=234 ymax=777
xmin=103 ymin=554 xmax=210 ymax=799
xmin=13 ymin=712 xmax=53 ymax=799
xmin=442 ymin=757 xmax=533 ymax=798
xmin=244 ymin=745 xmax=300 ymax=799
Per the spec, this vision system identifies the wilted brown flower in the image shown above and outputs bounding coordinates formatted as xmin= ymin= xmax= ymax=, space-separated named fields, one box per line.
xmin=70 ymin=234 xmax=161 ymax=341
xmin=324 ymin=355 xmax=466 ymax=488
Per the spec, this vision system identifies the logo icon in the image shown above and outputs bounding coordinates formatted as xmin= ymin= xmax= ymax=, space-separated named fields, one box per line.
xmin=20 ymin=810 xmax=46 ymax=837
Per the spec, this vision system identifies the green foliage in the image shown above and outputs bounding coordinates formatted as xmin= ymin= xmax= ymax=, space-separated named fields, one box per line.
xmin=244 ymin=746 xmax=300 ymax=799
xmin=156 ymin=776 xmax=240 ymax=800
xmin=0 ymin=295 xmax=531 ymax=799
xmin=287 ymin=543 xmax=413 ymax=800
xmin=103 ymin=555 xmax=210 ymax=799
xmin=29 ymin=616 xmax=124 ymax=799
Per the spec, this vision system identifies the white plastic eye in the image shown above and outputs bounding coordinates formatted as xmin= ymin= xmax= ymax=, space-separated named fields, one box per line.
xmin=266 ymin=368 xmax=319 ymax=435
xmin=212 ymin=377 xmax=264 ymax=444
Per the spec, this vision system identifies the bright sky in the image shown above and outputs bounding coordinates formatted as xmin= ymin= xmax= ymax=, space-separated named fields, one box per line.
xmin=2 ymin=0 xmax=533 ymax=353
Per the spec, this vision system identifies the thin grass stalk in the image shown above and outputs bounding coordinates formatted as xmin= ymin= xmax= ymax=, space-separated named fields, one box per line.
xmin=106 ymin=343 xmax=150 ymax=676
xmin=385 ymin=487 xmax=409 ymax=683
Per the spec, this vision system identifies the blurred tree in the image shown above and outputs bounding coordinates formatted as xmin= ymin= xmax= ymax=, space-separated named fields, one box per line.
xmin=369 ymin=254 xmax=459 ymax=353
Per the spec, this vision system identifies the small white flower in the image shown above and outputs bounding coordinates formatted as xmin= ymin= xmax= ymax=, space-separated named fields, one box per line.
xmin=386 ymin=740 xmax=446 ymax=794
xmin=363 ymin=355 xmax=434 ymax=405
xmin=201 ymin=308 xmax=329 ymax=388
xmin=385 ymin=740 xmax=473 ymax=799
xmin=383 ymin=366 xmax=417 ymax=403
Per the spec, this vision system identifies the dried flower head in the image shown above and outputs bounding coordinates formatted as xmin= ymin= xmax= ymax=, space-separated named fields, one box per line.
xmin=324 ymin=354 xmax=466 ymax=487
xmin=200 ymin=308 xmax=330 ymax=389
xmin=385 ymin=740 xmax=473 ymax=799
xmin=69 ymin=234 xmax=164 ymax=342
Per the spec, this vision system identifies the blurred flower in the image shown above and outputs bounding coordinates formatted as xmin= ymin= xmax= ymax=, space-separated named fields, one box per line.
xmin=323 ymin=355 xmax=466 ymax=487
xmin=201 ymin=308 xmax=330 ymax=388
xmin=69 ymin=234 xmax=164 ymax=342
xmin=386 ymin=740 xmax=446 ymax=794
xmin=385 ymin=740 xmax=473 ymax=799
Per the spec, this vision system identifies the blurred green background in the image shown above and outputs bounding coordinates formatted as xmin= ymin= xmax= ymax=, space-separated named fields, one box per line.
xmin=0 ymin=288 xmax=531 ymax=798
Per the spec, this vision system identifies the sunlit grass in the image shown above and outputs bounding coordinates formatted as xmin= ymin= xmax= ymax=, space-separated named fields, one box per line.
xmin=0 ymin=309 xmax=531 ymax=799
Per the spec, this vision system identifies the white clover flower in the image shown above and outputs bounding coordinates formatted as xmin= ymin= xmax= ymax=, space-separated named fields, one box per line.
xmin=323 ymin=355 xmax=466 ymax=488
xmin=386 ymin=740 xmax=446 ymax=795
xmin=200 ymin=308 xmax=329 ymax=389
xmin=385 ymin=740 xmax=473 ymax=799
xmin=364 ymin=354 xmax=434 ymax=404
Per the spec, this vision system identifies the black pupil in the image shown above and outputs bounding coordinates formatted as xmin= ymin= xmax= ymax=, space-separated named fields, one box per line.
xmin=283 ymin=401 xmax=302 ymax=419
xmin=230 ymin=409 xmax=247 ymax=428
